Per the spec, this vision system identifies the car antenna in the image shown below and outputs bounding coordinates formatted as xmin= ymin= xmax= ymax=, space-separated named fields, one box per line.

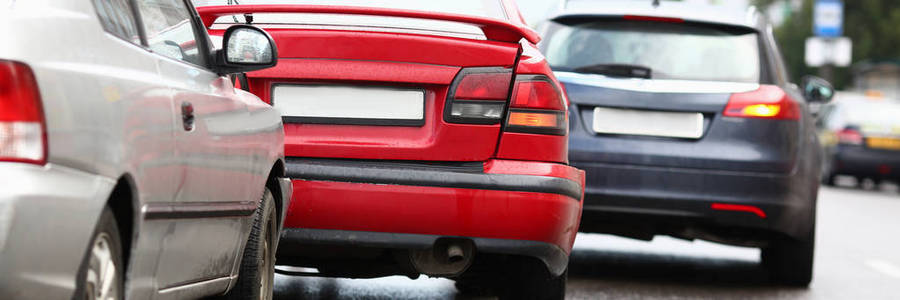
xmin=228 ymin=0 xmax=243 ymax=23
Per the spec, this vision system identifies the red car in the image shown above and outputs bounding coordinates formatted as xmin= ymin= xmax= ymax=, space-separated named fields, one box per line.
xmin=197 ymin=1 xmax=584 ymax=298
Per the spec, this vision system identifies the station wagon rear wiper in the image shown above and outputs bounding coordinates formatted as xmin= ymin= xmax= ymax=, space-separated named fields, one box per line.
xmin=573 ymin=64 xmax=653 ymax=79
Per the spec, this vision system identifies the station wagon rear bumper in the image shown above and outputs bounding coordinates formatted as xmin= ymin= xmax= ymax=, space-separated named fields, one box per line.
xmin=573 ymin=160 xmax=816 ymax=242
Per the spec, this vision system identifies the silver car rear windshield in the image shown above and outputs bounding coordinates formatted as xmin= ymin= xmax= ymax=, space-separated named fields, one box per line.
xmin=193 ymin=0 xmax=508 ymax=20
xmin=541 ymin=20 xmax=762 ymax=83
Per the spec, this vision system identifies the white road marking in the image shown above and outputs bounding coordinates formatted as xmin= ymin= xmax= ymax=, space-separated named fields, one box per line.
xmin=866 ymin=259 xmax=900 ymax=279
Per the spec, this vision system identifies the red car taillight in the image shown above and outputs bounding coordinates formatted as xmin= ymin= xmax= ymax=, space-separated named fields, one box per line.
xmin=445 ymin=68 xmax=513 ymax=125
xmin=505 ymin=75 xmax=567 ymax=135
xmin=837 ymin=127 xmax=864 ymax=145
xmin=0 ymin=60 xmax=46 ymax=165
xmin=723 ymin=85 xmax=800 ymax=120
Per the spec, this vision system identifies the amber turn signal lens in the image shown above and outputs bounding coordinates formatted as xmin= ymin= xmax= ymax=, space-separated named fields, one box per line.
xmin=741 ymin=104 xmax=781 ymax=118
xmin=508 ymin=112 xmax=558 ymax=128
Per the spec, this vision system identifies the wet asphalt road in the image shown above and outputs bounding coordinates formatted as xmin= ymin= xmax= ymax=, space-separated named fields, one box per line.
xmin=273 ymin=181 xmax=900 ymax=300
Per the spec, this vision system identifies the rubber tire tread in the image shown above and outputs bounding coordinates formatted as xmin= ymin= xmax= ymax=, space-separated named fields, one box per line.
xmin=219 ymin=187 xmax=276 ymax=299
xmin=497 ymin=258 xmax=566 ymax=300
xmin=762 ymin=227 xmax=815 ymax=287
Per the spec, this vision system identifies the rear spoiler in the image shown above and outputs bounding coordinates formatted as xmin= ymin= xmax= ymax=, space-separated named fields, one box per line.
xmin=196 ymin=5 xmax=541 ymax=44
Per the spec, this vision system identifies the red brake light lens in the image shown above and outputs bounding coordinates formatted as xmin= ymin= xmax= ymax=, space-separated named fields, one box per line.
xmin=0 ymin=60 xmax=46 ymax=165
xmin=511 ymin=80 xmax=566 ymax=111
xmin=504 ymin=75 xmax=567 ymax=136
xmin=837 ymin=128 xmax=864 ymax=145
xmin=723 ymin=85 xmax=800 ymax=120
xmin=623 ymin=15 xmax=684 ymax=23
xmin=454 ymin=72 xmax=513 ymax=100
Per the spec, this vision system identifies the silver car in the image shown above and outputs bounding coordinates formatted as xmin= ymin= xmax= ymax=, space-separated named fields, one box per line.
xmin=0 ymin=0 xmax=290 ymax=299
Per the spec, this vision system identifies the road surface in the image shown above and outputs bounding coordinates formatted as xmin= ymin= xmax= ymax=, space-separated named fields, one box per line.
xmin=274 ymin=183 xmax=900 ymax=299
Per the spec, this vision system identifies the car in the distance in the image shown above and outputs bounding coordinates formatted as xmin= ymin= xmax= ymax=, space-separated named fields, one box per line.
xmin=538 ymin=0 xmax=833 ymax=286
xmin=818 ymin=93 xmax=900 ymax=187
xmin=0 ymin=0 xmax=288 ymax=299
xmin=196 ymin=1 xmax=585 ymax=298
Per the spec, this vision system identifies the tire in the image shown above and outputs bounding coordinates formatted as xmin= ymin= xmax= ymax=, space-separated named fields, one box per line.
xmin=821 ymin=172 xmax=837 ymax=186
xmin=820 ymin=159 xmax=837 ymax=187
xmin=77 ymin=207 xmax=124 ymax=300
xmin=762 ymin=229 xmax=815 ymax=287
xmin=220 ymin=187 xmax=278 ymax=300
xmin=497 ymin=258 xmax=566 ymax=300
xmin=454 ymin=272 xmax=497 ymax=297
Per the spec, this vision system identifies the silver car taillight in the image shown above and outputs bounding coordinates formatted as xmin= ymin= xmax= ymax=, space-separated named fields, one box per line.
xmin=0 ymin=60 xmax=46 ymax=165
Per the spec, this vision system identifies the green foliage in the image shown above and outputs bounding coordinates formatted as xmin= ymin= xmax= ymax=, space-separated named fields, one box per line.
xmin=768 ymin=0 xmax=900 ymax=89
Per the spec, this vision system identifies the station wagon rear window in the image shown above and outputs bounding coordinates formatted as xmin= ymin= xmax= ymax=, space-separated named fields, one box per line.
xmin=541 ymin=20 xmax=762 ymax=83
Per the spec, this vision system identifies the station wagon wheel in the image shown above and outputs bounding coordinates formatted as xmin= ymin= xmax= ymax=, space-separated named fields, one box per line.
xmin=80 ymin=208 xmax=123 ymax=300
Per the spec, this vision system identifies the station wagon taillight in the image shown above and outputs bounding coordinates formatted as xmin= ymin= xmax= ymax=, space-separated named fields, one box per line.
xmin=0 ymin=60 xmax=46 ymax=165
xmin=505 ymin=75 xmax=567 ymax=135
xmin=837 ymin=127 xmax=864 ymax=145
xmin=723 ymin=85 xmax=800 ymax=120
xmin=445 ymin=68 xmax=513 ymax=124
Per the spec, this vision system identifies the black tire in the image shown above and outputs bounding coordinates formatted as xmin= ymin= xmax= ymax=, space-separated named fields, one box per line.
xmin=820 ymin=159 xmax=837 ymax=187
xmin=220 ymin=187 xmax=278 ymax=300
xmin=497 ymin=258 xmax=566 ymax=300
xmin=454 ymin=272 xmax=496 ymax=297
xmin=821 ymin=172 xmax=837 ymax=187
xmin=77 ymin=207 xmax=124 ymax=300
xmin=762 ymin=230 xmax=815 ymax=287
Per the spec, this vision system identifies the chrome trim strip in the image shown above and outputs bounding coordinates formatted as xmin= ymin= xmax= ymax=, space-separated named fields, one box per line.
xmin=142 ymin=201 xmax=257 ymax=220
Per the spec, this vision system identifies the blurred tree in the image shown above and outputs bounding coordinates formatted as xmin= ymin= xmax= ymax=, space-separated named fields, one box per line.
xmin=756 ymin=0 xmax=900 ymax=89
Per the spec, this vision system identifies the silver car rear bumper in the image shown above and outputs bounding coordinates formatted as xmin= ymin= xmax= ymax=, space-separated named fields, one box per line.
xmin=0 ymin=163 xmax=115 ymax=299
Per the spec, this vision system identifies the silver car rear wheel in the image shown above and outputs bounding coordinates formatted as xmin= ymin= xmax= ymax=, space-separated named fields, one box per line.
xmin=84 ymin=233 xmax=120 ymax=300
xmin=80 ymin=207 xmax=123 ymax=300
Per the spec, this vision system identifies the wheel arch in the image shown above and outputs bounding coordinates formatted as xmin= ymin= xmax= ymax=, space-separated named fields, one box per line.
xmin=106 ymin=173 xmax=139 ymax=277
xmin=265 ymin=159 xmax=286 ymax=232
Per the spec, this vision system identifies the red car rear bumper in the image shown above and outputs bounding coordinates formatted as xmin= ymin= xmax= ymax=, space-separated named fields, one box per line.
xmin=280 ymin=158 xmax=584 ymax=275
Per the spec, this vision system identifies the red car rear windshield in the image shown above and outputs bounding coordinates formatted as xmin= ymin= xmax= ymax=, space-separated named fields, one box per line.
xmin=193 ymin=0 xmax=508 ymax=20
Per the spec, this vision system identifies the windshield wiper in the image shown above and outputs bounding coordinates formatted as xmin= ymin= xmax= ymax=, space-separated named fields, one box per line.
xmin=573 ymin=64 xmax=652 ymax=79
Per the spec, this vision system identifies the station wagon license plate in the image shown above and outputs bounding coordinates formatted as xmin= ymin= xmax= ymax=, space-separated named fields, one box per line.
xmin=867 ymin=137 xmax=900 ymax=150
xmin=272 ymin=85 xmax=425 ymax=126
xmin=592 ymin=107 xmax=704 ymax=139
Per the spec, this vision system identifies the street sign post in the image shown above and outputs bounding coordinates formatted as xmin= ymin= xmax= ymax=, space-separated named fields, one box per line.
xmin=806 ymin=37 xmax=852 ymax=67
xmin=807 ymin=0 xmax=850 ymax=83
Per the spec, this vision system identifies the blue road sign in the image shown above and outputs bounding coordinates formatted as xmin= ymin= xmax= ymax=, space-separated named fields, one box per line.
xmin=814 ymin=0 xmax=843 ymax=37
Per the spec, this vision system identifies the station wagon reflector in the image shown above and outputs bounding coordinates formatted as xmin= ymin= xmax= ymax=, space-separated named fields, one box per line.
xmin=711 ymin=203 xmax=767 ymax=219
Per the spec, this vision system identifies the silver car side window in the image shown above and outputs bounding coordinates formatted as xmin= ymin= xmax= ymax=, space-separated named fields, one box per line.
xmin=135 ymin=0 xmax=205 ymax=66
xmin=91 ymin=0 xmax=141 ymax=44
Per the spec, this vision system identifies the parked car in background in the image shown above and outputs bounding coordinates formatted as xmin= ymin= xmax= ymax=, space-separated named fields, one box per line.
xmin=819 ymin=93 xmax=900 ymax=187
xmin=196 ymin=1 xmax=584 ymax=298
xmin=0 ymin=0 xmax=289 ymax=299
xmin=538 ymin=0 xmax=833 ymax=286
